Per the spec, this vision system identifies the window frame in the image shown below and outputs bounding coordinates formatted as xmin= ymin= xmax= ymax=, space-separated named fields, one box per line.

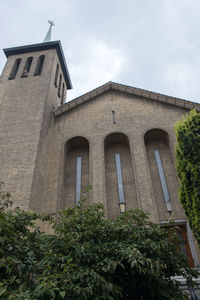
xmin=154 ymin=148 xmax=172 ymax=212
xmin=9 ymin=58 xmax=21 ymax=80
xmin=57 ymin=74 xmax=62 ymax=97
xmin=76 ymin=156 xmax=82 ymax=203
xmin=21 ymin=57 xmax=33 ymax=78
xmin=54 ymin=64 xmax=59 ymax=87
xmin=115 ymin=152 xmax=125 ymax=204
xmin=34 ymin=55 xmax=45 ymax=76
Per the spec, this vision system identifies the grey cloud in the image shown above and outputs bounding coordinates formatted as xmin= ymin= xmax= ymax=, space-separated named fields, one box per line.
xmin=1 ymin=0 xmax=200 ymax=103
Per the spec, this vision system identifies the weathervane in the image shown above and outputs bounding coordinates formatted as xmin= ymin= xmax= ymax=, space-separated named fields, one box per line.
xmin=43 ymin=20 xmax=55 ymax=43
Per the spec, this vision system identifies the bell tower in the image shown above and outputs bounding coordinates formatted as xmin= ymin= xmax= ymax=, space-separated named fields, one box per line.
xmin=0 ymin=24 xmax=72 ymax=210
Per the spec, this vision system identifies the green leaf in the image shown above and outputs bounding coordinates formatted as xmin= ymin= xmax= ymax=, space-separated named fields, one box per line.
xmin=59 ymin=291 xmax=66 ymax=298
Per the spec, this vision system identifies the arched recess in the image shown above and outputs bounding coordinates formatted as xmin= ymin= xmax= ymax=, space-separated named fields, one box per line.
xmin=144 ymin=128 xmax=179 ymax=220
xmin=104 ymin=132 xmax=137 ymax=218
xmin=62 ymin=136 xmax=89 ymax=208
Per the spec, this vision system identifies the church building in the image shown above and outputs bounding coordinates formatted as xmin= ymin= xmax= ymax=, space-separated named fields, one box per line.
xmin=0 ymin=29 xmax=200 ymax=281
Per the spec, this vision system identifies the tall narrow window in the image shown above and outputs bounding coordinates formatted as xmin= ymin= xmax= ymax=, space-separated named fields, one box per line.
xmin=34 ymin=55 xmax=45 ymax=76
xmin=178 ymin=231 xmax=187 ymax=256
xmin=154 ymin=149 xmax=172 ymax=212
xmin=61 ymin=83 xmax=65 ymax=105
xmin=76 ymin=157 xmax=82 ymax=203
xmin=58 ymin=74 xmax=62 ymax=97
xmin=9 ymin=58 xmax=21 ymax=79
xmin=112 ymin=110 xmax=116 ymax=124
xmin=54 ymin=64 xmax=59 ymax=87
xmin=21 ymin=57 xmax=33 ymax=77
xmin=115 ymin=153 xmax=125 ymax=204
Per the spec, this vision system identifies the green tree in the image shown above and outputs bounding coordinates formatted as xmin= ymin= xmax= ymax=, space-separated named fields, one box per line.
xmin=0 ymin=183 xmax=198 ymax=299
xmin=175 ymin=109 xmax=200 ymax=245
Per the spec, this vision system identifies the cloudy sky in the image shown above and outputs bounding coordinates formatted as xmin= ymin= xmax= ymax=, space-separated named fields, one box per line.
xmin=1 ymin=0 xmax=200 ymax=103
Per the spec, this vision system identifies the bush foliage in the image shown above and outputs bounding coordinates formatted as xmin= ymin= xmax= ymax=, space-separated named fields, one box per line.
xmin=175 ymin=109 xmax=200 ymax=245
xmin=0 ymin=183 xmax=198 ymax=299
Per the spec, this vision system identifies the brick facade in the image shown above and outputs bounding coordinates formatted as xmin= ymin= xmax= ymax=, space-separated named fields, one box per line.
xmin=0 ymin=41 xmax=200 ymax=271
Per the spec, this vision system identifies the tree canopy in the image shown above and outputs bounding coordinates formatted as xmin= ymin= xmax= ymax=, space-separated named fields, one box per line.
xmin=0 ymin=183 xmax=198 ymax=299
xmin=175 ymin=109 xmax=200 ymax=246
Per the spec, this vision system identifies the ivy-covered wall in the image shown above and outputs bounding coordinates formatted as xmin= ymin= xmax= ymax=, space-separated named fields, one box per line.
xmin=175 ymin=109 xmax=200 ymax=246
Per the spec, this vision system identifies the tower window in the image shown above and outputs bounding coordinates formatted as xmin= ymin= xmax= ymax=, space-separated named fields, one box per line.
xmin=54 ymin=64 xmax=59 ymax=87
xmin=58 ymin=74 xmax=62 ymax=97
xmin=9 ymin=58 xmax=21 ymax=80
xmin=61 ymin=83 xmax=65 ymax=105
xmin=34 ymin=55 xmax=45 ymax=76
xmin=21 ymin=57 xmax=33 ymax=78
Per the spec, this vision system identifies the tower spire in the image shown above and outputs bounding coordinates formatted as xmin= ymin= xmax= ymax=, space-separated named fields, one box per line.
xmin=43 ymin=20 xmax=55 ymax=43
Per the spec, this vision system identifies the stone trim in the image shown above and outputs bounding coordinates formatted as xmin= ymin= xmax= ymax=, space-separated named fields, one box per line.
xmin=54 ymin=81 xmax=200 ymax=117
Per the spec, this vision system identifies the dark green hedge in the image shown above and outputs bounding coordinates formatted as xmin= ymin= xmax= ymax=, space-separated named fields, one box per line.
xmin=175 ymin=109 xmax=200 ymax=246
xmin=0 ymin=184 xmax=198 ymax=299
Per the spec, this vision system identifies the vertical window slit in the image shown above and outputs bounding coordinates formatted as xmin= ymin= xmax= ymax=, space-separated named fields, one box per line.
xmin=61 ymin=83 xmax=65 ymax=105
xmin=34 ymin=55 xmax=45 ymax=76
xmin=9 ymin=58 xmax=21 ymax=79
xmin=154 ymin=149 xmax=172 ymax=212
xmin=115 ymin=153 xmax=125 ymax=204
xmin=76 ymin=157 xmax=82 ymax=203
xmin=21 ymin=57 xmax=33 ymax=77
xmin=58 ymin=74 xmax=62 ymax=97
xmin=54 ymin=64 xmax=59 ymax=87
xmin=112 ymin=110 xmax=116 ymax=124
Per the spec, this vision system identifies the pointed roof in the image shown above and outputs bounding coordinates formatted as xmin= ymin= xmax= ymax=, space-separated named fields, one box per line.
xmin=43 ymin=20 xmax=55 ymax=43
xmin=54 ymin=81 xmax=200 ymax=116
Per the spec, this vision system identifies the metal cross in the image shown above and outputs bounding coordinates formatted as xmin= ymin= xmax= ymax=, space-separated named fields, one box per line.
xmin=48 ymin=20 xmax=55 ymax=28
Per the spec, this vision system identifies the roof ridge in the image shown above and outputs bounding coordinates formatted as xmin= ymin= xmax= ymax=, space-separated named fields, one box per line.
xmin=54 ymin=82 xmax=200 ymax=117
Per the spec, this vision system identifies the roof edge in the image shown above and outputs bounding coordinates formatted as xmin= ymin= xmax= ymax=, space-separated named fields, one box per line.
xmin=54 ymin=81 xmax=200 ymax=117
xmin=3 ymin=41 xmax=72 ymax=89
